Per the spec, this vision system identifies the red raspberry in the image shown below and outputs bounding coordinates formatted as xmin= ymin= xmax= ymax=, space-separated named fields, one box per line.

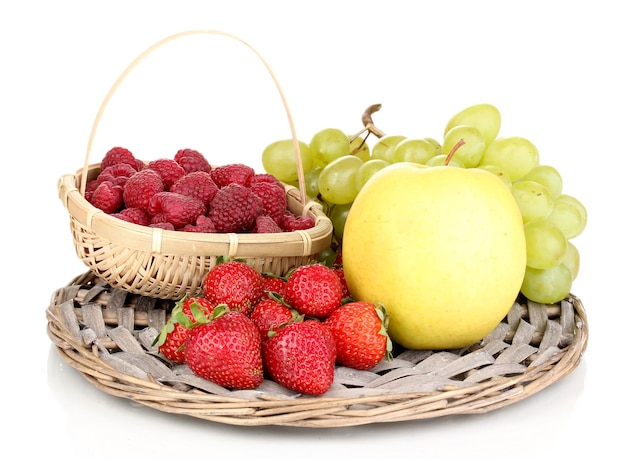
xmin=170 ymin=171 xmax=219 ymax=206
xmin=249 ymin=173 xmax=282 ymax=187
xmin=208 ymin=184 xmax=264 ymax=233
xmin=147 ymin=158 xmax=186 ymax=190
xmin=89 ymin=181 xmax=124 ymax=214
xmin=174 ymin=148 xmax=212 ymax=174
xmin=97 ymin=163 xmax=137 ymax=187
xmin=182 ymin=215 xmax=217 ymax=233
xmin=253 ymin=215 xmax=282 ymax=233
xmin=84 ymin=179 xmax=100 ymax=202
xmin=278 ymin=211 xmax=316 ymax=232
xmin=250 ymin=181 xmax=287 ymax=221
xmin=149 ymin=222 xmax=175 ymax=231
xmin=210 ymin=163 xmax=255 ymax=188
xmin=123 ymin=169 xmax=165 ymax=212
xmin=112 ymin=207 xmax=150 ymax=226
xmin=148 ymin=192 xmax=207 ymax=230
xmin=101 ymin=147 xmax=137 ymax=171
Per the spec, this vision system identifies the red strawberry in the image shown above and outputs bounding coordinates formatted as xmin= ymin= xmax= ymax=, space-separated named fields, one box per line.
xmin=101 ymin=146 xmax=137 ymax=171
xmin=123 ymin=168 xmax=165 ymax=212
xmin=208 ymin=183 xmax=264 ymax=233
xmin=210 ymin=163 xmax=255 ymax=188
xmin=153 ymin=297 xmax=215 ymax=364
xmin=262 ymin=319 xmax=336 ymax=395
xmin=250 ymin=181 xmax=287 ymax=221
xmin=284 ymin=264 xmax=343 ymax=318
xmin=174 ymin=148 xmax=212 ymax=174
xmin=332 ymin=266 xmax=351 ymax=300
xmin=147 ymin=158 xmax=186 ymax=189
xmin=250 ymin=298 xmax=299 ymax=340
xmin=170 ymin=171 xmax=219 ymax=206
xmin=147 ymin=191 xmax=207 ymax=229
xmin=89 ymin=181 xmax=123 ymax=213
xmin=185 ymin=306 xmax=264 ymax=390
xmin=325 ymin=301 xmax=392 ymax=370
xmin=201 ymin=258 xmax=264 ymax=316
xmin=261 ymin=274 xmax=288 ymax=299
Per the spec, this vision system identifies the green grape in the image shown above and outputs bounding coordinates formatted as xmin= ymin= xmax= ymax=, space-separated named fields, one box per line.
xmin=426 ymin=154 xmax=464 ymax=168
xmin=304 ymin=166 xmax=323 ymax=198
xmin=371 ymin=135 xmax=406 ymax=162
xmin=310 ymin=128 xmax=351 ymax=167
xmin=546 ymin=194 xmax=587 ymax=239
xmin=520 ymin=165 xmax=563 ymax=198
xmin=444 ymin=103 xmax=501 ymax=146
xmin=562 ymin=241 xmax=580 ymax=280
xmin=350 ymin=136 xmax=371 ymax=162
xmin=391 ymin=138 xmax=436 ymax=164
xmin=329 ymin=202 xmax=352 ymax=242
xmin=480 ymin=136 xmax=539 ymax=181
xmin=318 ymin=155 xmax=363 ymax=205
xmin=262 ymin=139 xmax=313 ymax=182
xmin=524 ymin=219 xmax=567 ymax=269
xmin=317 ymin=246 xmax=338 ymax=267
xmin=511 ymin=180 xmax=553 ymax=222
xmin=442 ymin=125 xmax=485 ymax=168
xmin=478 ymin=164 xmax=512 ymax=188
xmin=424 ymin=137 xmax=442 ymax=156
xmin=355 ymin=159 xmax=389 ymax=190
xmin=521 ymin=264 xmax=572 ymax=304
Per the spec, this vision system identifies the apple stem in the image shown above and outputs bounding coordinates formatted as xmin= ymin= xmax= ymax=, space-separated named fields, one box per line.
xmin=444 ymin=138 xmax=465 ymax=165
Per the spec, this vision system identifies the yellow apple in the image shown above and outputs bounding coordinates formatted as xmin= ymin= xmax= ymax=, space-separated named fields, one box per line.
xmin=342 ymin=162 xmax=526 ymax=350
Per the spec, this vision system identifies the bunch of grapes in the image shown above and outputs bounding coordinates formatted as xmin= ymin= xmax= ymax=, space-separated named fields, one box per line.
xmin=261 ymin=104 xmax=587 ymax=304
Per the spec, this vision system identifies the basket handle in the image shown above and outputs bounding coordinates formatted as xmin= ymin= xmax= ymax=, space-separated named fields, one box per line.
xmin=80 ymin=29 xmax=307 ymax=205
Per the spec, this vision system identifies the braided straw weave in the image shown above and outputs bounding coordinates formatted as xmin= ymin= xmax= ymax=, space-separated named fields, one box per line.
xmin=57 ymin=30 xmax=333 ymax=300
xmin=46 ymin=271 xmax=588 ymax=428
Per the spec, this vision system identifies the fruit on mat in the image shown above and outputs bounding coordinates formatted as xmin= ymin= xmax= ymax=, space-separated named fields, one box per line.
xmin=283 ymin=263 xmax=344 ymax=319
xmin=325 ymin=301 xmax=392 ymax=370
xmin=185 ymin=305 xmax=264 ymax=390
xmin=342 ymin=162 xmax=527 ymax=350
xmin=152 ymin=297 xmax=215 ymax=364
xmin=201 ymin=258 xmax=264 ymax=316
xmin=262 ymin=319 xmax=336 ymax=396
xmin=250 ymin=297 xmax=299 ymax=340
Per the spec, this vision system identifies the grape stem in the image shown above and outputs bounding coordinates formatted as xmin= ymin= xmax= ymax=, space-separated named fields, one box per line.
xmin=349 ymin=104 xmax=386 ymax=149
xmin=444 ymin=138 xmax=465 ymax=165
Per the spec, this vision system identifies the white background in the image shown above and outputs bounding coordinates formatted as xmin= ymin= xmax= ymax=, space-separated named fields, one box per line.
xmin=1 ymin=1 xmax=622 ymax=457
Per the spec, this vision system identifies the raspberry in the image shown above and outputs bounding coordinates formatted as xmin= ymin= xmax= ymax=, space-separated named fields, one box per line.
xmin=89 ymin=181 xmax=123 ymax=214
xmin=84 ymin=179 xmax=100 ymax=202
xmin=148 ymin=191 xmax=207 ymax=229
xmin=147 ymin=158 xmax=186 ymax=190
xmin=253 ymin=215 xmax=282 ymax=233
xmin=123 ymin=169 xmax=164 ymax=212
xmin=250 ymin=181 xmax=287 ymax=221
xmin=208 ymin=183 xmax=263 ymax=233
xmin=149 ymin=222 xmax=175 ymax=231
xmin=97 ymin=163 xmax=137 ymax=187
xmin=112 ymin=207 xmax=150 ymax=226
xmin=249 ymin=173 xmax=282 ymax=187
xmin=210 ymin=163 xmax=255 ymax=188
xmin=101 ymin=147 xmax=137 ymax=171
xmin=174 ymin=148 xmax=212 ymax=174
xmin=183 ymin=215 xmax=217 ymax=233
xmin=170 ymin=171 xmax=219 ymax=206
xmin=278 ymin=211 xmax=315 ymax=231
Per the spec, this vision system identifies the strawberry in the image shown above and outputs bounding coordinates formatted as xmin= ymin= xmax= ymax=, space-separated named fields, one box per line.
xmin=147 ymin=158 xmax=186 ymax=190
xmin=185 ymin=306 xmax=264 ymax=390
xmin=201 ymin=258 xmax=264 ymax=316
xmin=152 ymin=297 xmax=215 ymax=364
xmin=324 ymin=301 xmax=392 ymax=370
xmin=284 ymin=263 xmax=343 ymax=318
xmin=262 ymin=319 xmax=336 ymax=395
xmin=261 ymin=274 xmax=288 ymax=299
xmin=123 ymin=168 xmax=165 ymax=213
xmin=250 ymin=297 xmax=299 ymax=340
xmin=332 ymin=266 xmax=352 ymax=300
xmin=174 ymin=148 xmax=212 ymax=174
xmin=170 ymin=171 xmax=219 ymax=206
xmin=208 ymin=183 xmax=264 ymax=233
xmin=147 ymin=191 xmax=207 ymax=229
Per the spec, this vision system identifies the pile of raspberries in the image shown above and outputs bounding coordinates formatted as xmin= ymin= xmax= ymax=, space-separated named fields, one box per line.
xmin=84 ymin=147 xmax=315 ymax=234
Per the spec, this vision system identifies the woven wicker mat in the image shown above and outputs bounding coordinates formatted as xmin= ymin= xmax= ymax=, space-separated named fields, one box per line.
xmin=46 ymin=271 xmax=588 ymax=428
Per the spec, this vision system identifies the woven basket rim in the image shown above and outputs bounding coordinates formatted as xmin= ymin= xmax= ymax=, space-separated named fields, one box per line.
xmin=46 ymin=271 xmax=589 ymax=428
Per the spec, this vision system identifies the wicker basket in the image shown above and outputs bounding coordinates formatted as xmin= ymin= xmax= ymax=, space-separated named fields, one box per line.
xmin=46 ymin=271 xmax=588 ymax=428
xmin=57 ymin=30 xmax=333 ymax=300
